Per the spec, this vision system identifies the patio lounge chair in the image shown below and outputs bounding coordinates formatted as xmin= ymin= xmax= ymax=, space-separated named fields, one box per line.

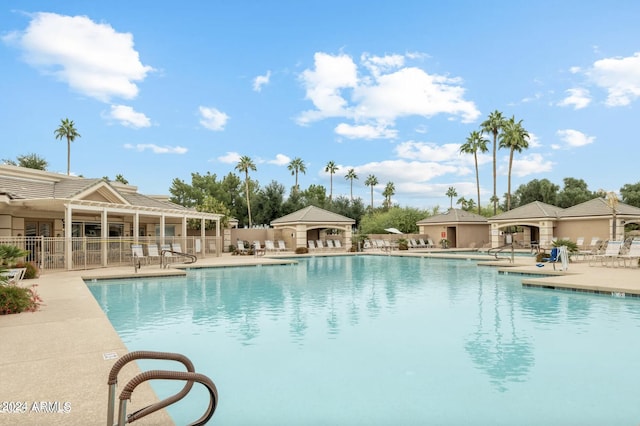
xmin=617 ymin=240 xmax=640 ymax=268
xmin=171 ymin=243 xmax=184 ymax=254
xmin=147 ymin=244 xmax=161 ymax=264
xmin=308 ymin=240 xmax=317 ymax=251
xmin=333 ymin=239 xmax=343 ymax=250
xmin=131 ymin=244 xmax=147 ymax=265
xmin=265 ymin=240 xmax=277 ymax=253
xmin=325 ymin=239 xmax=335 ymax=249
xmin=277 ymin=240 xmax=287 ymax=252
xmin=236 ymin=240 xmax=249 ymax=255
xmin=160 ymin=244 xmax=176 ymax=265
xmin=542 ymin=247 xmax=560 ymax=270
xmin=1 ymin=268 xmax=26 ymax=285
xmin=316 ymin=240 xmax=325 ymax=251
xmin=590 ymin=240 xmax=623 ymax=267
xmin=253 ymin=241 xmax=265 ymax=256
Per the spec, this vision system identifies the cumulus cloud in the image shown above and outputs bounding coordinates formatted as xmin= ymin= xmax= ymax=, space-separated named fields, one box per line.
xmin=503 ymin=153 xmax=554 ymax=177
xmin=587 ymin=52 xmax=640 ymax=106
xmin=268 ymin=153 xmax=290 ymax=166
xmin=217 ymin=152 xmax=241 ymax=164
xmin=253 ymin=71 xmax=271 ymax=92
xmin=107 ymin=105 xmax=151 ymax=128
xmin=557 ymin=88 xmax=591 ymax=109
xmin=555 ymin=129 xmax=595 ymax=148
xmin=3 ymin=12 xmax=153 ymax=102
xmin=335 ymin=123 xmax=398 ymax=139
xmin=394 ymin=141 xmax=467 ymax=162
xmin=199 ymin=106 xmax=229 ymax=131
xmin=296 ymin=51 xmax=480 ymax=138
xmin=123 ymin=143 xmax=187 ymax=154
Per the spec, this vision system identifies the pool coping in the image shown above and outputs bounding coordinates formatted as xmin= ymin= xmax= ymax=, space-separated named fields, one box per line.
xmin=2 ymin=252 xmax=639 ymax=424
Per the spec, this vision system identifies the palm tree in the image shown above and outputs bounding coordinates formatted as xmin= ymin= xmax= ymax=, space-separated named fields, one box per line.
xmin=54 ymin=118 xmax=81 ymax=175
xmin=287 ymin=157 xmax=306 ymax=193
xmin=459 ymin=130 xmax=489 ymax=215
xmin=364 ymin=174 xmax=378 ymax=210
xmin=481 ymin=110 xmax=506 ymax=215
xmin=345 ymin=168 xmax=358 ymax=201
xmin=325 ymin=161 xmax=339 ymax=202
xmin=235 ymin=156 xmax=257 ymax=227
xmin=446 ymin=187 xmax=458 ymax=209
xmin=499 ymin=116 xmax=530 ymax=211
xmin=382 ymin=182 xmax=395 ymax=210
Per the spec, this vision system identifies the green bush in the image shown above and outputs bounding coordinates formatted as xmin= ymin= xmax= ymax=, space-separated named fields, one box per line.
xmin=0 ymin=285 xmax=42 ymax=315
xmin=14 ymin=261 xmax=39 ymax=279
xmin=295 ymin=247 xmax=309 ymax=254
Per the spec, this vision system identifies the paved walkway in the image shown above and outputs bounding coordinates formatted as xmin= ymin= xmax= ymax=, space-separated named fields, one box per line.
xmin=1 ymin=251 xmax=638 ymax=425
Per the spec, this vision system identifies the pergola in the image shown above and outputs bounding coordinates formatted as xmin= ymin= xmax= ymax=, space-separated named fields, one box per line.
xmin=271 ymin=206 xmax=355 ymax=250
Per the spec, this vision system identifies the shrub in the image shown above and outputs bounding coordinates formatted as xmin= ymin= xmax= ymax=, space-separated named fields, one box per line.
xmin=15 ymin=261 xmax=39 ymax=279
xmin=552 ymin=239 xmax=578 ymax=254
xmin=398 ymin=238 xmax=409 ymax=250
xmin=295 ymin=247 xmax=309 ymax=254
xmin=0 ymin=284 xmax=42 ymax=315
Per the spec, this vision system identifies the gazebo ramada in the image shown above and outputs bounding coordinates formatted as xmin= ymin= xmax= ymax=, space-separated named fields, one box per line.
xmin=271 ymin=205 xmax=355 ymax=250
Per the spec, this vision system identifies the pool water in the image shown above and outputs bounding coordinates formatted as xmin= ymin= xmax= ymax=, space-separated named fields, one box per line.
xmin=87 ymin=256 xmax=640 ymax=425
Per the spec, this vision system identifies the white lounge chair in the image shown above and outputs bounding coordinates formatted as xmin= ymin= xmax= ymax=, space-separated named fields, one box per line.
xmin=265 ymin=240 xmax=277 ymax=253
xmin=308 ymin=240 xmax=316 ymax=251
xmin=316 ymin=240 xmax=325 ymax=251
xmin=1 ymin=268 xmax=26 ymax=285
xmin=131 ymin=244 xmax=147 ymax=265
xmin=277 ymin=240 xmax=287 ymax=252
xmin=590 ymin=240 xmax=623 ymax=267
xmin=171 ymin=243 xmax=183 ymax=254
xmin=147 ymin=244 xmax=161 ymax=264
xmin=618 ymin=240 xmax=640 ymax=268
xmin=253 ymin=241 xmax=265 ymax=256
xmin=333 ymin=240 xmax=343 ymax=250
xmin=236 ymin=240 xmax=249 ymax=255
xmin=325 ymin=239 xmax=335 ymax=249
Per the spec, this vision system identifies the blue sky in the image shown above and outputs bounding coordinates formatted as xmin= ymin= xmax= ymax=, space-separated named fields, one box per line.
xmin=2 ymin=1 xmax=639 ymax=209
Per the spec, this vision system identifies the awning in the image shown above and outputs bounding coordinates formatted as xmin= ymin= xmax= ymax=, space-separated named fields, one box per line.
xmin=384 ymin=227 xmax=403 ymax=234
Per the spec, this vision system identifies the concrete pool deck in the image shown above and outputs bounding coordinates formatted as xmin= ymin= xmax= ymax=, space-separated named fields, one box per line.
xmin=1 ymin=251 xmax=639 ymax=424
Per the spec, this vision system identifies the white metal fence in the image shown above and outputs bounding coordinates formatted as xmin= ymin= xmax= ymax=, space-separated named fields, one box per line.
xmin=0 ymin=236 xmax=222 ymax=271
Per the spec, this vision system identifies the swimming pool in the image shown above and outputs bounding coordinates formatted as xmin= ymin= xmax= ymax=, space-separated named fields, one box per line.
xmin=87 ymin=256 xmax=640 ymax=425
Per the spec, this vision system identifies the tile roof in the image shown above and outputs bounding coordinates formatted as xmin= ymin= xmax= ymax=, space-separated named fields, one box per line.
xmin=271 ymin=205 xmax=355 ymax=224
xmin=417 ymin=208 xmax=488 ymax=224
xmin=490 ymin=201 xmax=564 ymax=221
xmin=560 ymin=197 xmax=640 ymax=218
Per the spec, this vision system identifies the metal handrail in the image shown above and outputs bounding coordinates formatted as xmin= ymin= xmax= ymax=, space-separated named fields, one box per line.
xmin=107 ymin=351 xmax=195 ymax=426
xmin=117 ymin=370 xmax=218 ymax=426
xmin=160 ymin=249 xmax=197 ymax=268
xmin=487 ymin=243 xmax=514 ymax=263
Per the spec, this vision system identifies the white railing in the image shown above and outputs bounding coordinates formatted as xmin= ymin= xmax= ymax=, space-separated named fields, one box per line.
xmin=0 ymin=236 xmax=222 ymax=271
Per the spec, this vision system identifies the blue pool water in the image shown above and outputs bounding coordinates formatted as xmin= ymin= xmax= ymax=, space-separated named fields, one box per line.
xmin=87 ymin=256 xmax=640 ymax=425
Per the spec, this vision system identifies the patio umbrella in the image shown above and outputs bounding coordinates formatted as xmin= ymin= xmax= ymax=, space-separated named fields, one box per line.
xmin=384 ymin=228 xmax=403 ymax=234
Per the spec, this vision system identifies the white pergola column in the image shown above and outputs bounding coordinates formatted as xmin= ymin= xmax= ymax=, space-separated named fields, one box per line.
xmin=160 ymin=214 xmax=165 ymax=243
xmin=133 ymin=212 xmax=140 ymax=243
xmin=101 ymin=208 xmax=108 ymax=267
xmin=65 ymin=204 xmax=73 ymax=270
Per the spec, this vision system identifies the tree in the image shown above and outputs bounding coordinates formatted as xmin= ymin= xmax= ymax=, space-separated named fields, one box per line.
xmin=620 ymin=182 xmax=640 ymax=208
xmin=499 ymin=116 xmax=529 ymax=210
xmin=446 ymin=187 xmax=458 ymax=209
xmin=325 ymin=161 xmax=339 ymax=202
xmin=364 ymin=174 xmax=378 ymax=211
xmin=235 ymin=156 xmax=257 ymax=227
xmin=459 ymin=130 xmax=489 ymax=214
xmin=382 ymin=182 xmax=395 ymax=210
xmin=345 ymin=168 xmax=358 ymax=201
xmin=557 ymin=177 xmax=597 ymax=208
xmin=253 ymin=180 xmax=286 ymax=225
xmin=54 ymin=118 xmax=81 ymax=175
xmin=114 ymin=174 xmax=129 ymax=185
xmin=2 ymin=153 xmax=49 ymax=170
xmin=287 ymin=157 xmax=306 ymax=194
xmin=511 ymin=179 xmax=559 ymax=207
xmin=481 ymin=110 xmax=506 ymax=214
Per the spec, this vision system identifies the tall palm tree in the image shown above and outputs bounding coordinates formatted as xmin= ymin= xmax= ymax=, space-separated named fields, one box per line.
xmin=459 ymin=130 xmax=489 ymax=215
xmin=325 ymin=161 xmax=339 ymax=202
xmin=54 ymin=118 xmax=81 ymax=175
xmin=287 ymin=157 xmax=306 ymax=193
xmin=235 ymin=155 xmax=257 ymax=227
xmin=364 ymin=174 xmax=378 ymax=211
xmin=481 ymin=110 xmax=506 ymax=215
xmin=382 ymin=182 xmax=395 ymax=210
xmin=345 ymin=168 xmax=358 ymax=201
xmin=446 ymin=187 xmax=458 ymax=209
xmin=499 ymin=116 xmax=530 ymax=211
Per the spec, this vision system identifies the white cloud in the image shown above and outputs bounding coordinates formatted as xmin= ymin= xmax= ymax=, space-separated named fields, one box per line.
xmin=557 ymin=88 xmax=591 ymax=109
xmin=506 ymin=153 xmax=554 ymax=177
xmin=199 ymin=106 xmax=229 ymax=131
xmin=355 ymin=159 xmax=460 ymax=184
xmin=253 ymin=70 xmax=271 ymax=92
xmin=527 ymin=132 xmax=542 ymax=148
xmin=123 ymin=143 xmax=187 ymax=154
xmin=218 ymin=151 xmax=241 ymax=164
xmin=394 ymin=141 xmax=468 ymax=162
xmin=335 ymin=123 xmax=397 ymax=139
xmin=268 ymin=153 xmax=290 ymax=166
xmin=556 ymin=129 xmax=595 ymax=148
xmin=107 ymin=105 xmax=151 ymax=128
xmin=296 ymin=51 xmax=480 ymax=136
xmin=588 ymin=52 xmax=640 ymax=106
xmin=3 ymin=12 xmax=153 ymax=102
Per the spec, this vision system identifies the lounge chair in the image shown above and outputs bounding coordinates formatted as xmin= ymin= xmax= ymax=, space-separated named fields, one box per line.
xmin=253 ymin=241 xmax=265 ymax=256
xmin=131 ymin=244 xmax=147 ymax=265
xmin=147 ymin=244 xmax=161 ymax=264
xmin=577 ymin=237 xmax=601 ymax=261
xmin=1 ymin=268 xmax=26 ymax=285
xmin=308 ymin=240 xmax=317 ymax=251
xmin=277 ymin=240 xmax=287 ymax=252
xmin=325 ymin=239 xmax=335 ymax=249
xmin=542 ymin=247 xmax=560 ymax=270
xmin=160 ymin=244 xmax=176 ymax=265
xmin=236 ymin=240 xmax=249 ymax=255
xmin=316 ymin=240 xmax=325 ymax=251
xmin=590 ymin=240 xmax=623 ymax=267
xmin=265 ymin=240 xmax=277 ymax=253
xmin=171 ymin=243 xmax=183 ymax=254
xmin=333 ymin=240 xmax=343 ymax=250
xmin=617 ymin=240 xmax=640 ymax=268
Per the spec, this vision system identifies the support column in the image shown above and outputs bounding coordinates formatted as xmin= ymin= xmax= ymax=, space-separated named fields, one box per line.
xmin=133 ymin=212 xmax=139 ymax=243
xmin=101 ymin=208 xmax=108 ymax=267
xmin=65 ymin=204 xmax=73 ymax=270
